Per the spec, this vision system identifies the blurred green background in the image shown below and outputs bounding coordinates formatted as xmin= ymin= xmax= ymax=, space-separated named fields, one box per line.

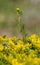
xmin=0 ymin=0 xmax=40 ymax=37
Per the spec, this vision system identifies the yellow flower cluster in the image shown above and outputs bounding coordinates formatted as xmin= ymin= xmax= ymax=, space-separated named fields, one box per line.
xmin=0 ymin=34 xmax=40 ymax=65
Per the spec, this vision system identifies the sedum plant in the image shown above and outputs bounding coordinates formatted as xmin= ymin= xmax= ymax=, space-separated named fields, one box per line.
xmin=0 ymin=34 xmax=40 ymax=65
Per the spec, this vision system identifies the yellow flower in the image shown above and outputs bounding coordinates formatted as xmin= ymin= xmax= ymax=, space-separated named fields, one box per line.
xmin=12 ymin=36 xmax=18 ymax=41
xmin=35 ymin=43 xmax=40 ymax=48
xmin=37 ymin=38 xmax=40 ymax=44
xmin=17 ymin=40 xmax=23 ymax=45
xmin=33 ymin=58 xmax=39 ymax=65
xmin=8 ymin=39 xmax=14 ymax=46
xmin=12 ymin=59 xmax=17 ymax=65
xmin=8 ymin=54 xmax=13 ymax=63
xmin=0 ymin=36 xmax=4 ymax=40
xmin=24 ymin=43 xmax=30 ymax=47
xmin=0 ymin=45 xmax=4 ymax=51
xmin=4 ymin=54 xmax=7 ymax=60
xmin=16 ymin=8 xmax=20 ymax=11
xmin=12 ymin=59 xmax=23 ymax=65
xmin=30 ymin=34 xmax=37 ymax=39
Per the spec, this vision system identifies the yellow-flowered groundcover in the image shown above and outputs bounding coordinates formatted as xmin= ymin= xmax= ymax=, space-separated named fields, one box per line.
xmin=0 ymin=34 xmax=40 ymax=65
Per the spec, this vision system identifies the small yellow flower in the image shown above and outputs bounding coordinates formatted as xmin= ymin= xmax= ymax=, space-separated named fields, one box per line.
xmin=16 ymin=8 xmax=20 ymax=11
xmin=33 ymin=58 xmax=39 ymax=65
xmin=12 ymin=59 xmax=17 ymax=65
xmin=4 ymin=54 xmax=7 ymax=60
xmin=12 ymin=59 xmax=23 ymax=65
xmin=12 ymin=36 xmax=18 ymax=41
xmin=0 ymin=45 xmax=4 ymax=51
xmin=8 ymin=38 xmax=14 ymax=46
xmin=35 ymin=43 xmax=40 ymax=48
xmin=8 ymin=54 xmax=13 ymax=63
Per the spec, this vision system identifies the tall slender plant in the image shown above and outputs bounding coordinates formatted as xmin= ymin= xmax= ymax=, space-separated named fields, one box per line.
xmin=16 ymin=8 xmax=27 ymax=39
